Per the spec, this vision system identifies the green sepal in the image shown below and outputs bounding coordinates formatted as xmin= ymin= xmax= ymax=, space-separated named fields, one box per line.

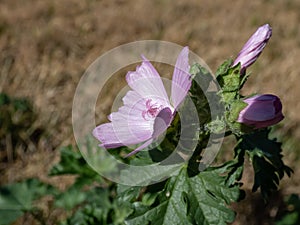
xmin=225 ymin=99 xmax=253 ymax=135
xmin=216 ymin=60 xmax=242 ymax=103
xmin=216 ymin=60 xmax=240 ymax=91
xmin=215 ymin=59 xmax=233 ymax=78
xmin=226 ymin=100 xmax=247 ymax=123
xmin=205 ymin=117 xmax=226 ymax=134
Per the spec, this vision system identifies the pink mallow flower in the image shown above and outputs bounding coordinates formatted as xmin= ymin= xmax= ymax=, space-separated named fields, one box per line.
xmin=93 ymin=47 xmax=191 ymax=157
xmin=233 ymin=24 xmax=272 ymax=74
xmin=237 ymin=94 xmax=284 ymax=129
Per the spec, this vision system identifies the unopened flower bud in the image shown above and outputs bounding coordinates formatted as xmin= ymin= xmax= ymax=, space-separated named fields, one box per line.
xmin=233 ymin=24 xmax=272 ymax=74
xmin=237 ymin=94 xmax=284 ymax=129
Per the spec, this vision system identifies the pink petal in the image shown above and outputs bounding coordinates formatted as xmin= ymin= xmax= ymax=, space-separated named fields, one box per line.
xmin=253 ymin=115 xmax=284 ymax=128
xmin=152 ymin=107 xmax=173 ymax=138
xmin=233 ymin=24 xmax=272 ymax=71
xmin=93 ymin=123 xmax=129 ymax=148
xmin=110 ymin=107 xmax=153 ymax=142
xmin=107 ymin=91 xmax=142 ymax=122
xmin=126 ymin=107 xmax=173 ymax=157
xmin=126 ymin=58 xmax=170 ymax=107
xmin=241 ymin=95 xmax=277 ymax=121
xmin=94 ymin=52 xmax=184 ymax=156
xmin=171 ymin=46 xmax=191 ymax=109
xmin=241 ymin=101 xmax=275 ymax=121
xmin=93 ymin=91 xmax=155 ymax=148
xmin=109 ymin=96 xmax=154 ymax=145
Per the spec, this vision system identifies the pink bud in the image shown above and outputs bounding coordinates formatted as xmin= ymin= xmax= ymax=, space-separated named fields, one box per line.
xmin=238 ymin=94 xmax=284 ymax=129
xmin=233 ymin=24 xmax=272 ymax=74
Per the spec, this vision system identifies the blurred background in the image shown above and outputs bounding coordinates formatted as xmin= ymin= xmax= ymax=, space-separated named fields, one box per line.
xmin=0 ymin=0 xmax=299 ymax=224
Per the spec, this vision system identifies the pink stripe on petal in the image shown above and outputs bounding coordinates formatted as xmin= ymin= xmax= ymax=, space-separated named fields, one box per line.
xmin=125 ymin=108 xmax=173 ymax=157
xmin=126 ymin=58 xmax=169 ymax=104
xmin=110 ymin=110 xmax=152 ymax=141
xmin=93 ymin=123 xmax=128 ymax=148
xmin=171 ymin=46 xmax=191 ymax=109
xmin=122 ymin=90 xmax=142 ymax=106
xmin=93 ymin=52 xmax=186 ymax=154
xmin=94 ymin=91 xmax=154 ymax=148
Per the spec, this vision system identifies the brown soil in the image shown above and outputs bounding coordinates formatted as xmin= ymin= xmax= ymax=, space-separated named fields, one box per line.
xmin=0 ymin=0 xmax=300 ymax=224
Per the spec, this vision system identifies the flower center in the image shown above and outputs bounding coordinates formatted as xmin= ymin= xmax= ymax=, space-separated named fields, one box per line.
xmin=142 ymin=99 xmax=163 ymax=120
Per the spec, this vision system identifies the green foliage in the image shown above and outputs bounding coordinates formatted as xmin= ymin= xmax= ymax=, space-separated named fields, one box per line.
xmin=0 ymin=146 xmax=114 ymax=225
xmin=224 ymin=100 xmax=249 ymax=135
xmin=0 ymin=179 xmax=56 ymax=225
xmin=0 ymin=143 xmax=246 ymax=225
xmin=216 ymin=60 xmax=241 ymax=103
xmin=124 ymin=166 xmax=242 ymax=225
xmin=215 ymin=59 xmax=233 ymax=78
xmin=189 ymin=63 xmax=213 ymax=126
xmin=215 ymin=60 xmax=252 ymax=135
xmin=49 ymin=145 xmax=104 ymax=213
xmin=0 ymin=54 xmax=293 ymax=225
xmin=54 ymin=185 xmax=87 ymax=210
xmin=52 ymin=146 xmax=135 ymax=225
xmin=226 ymin=100 xmax=247 ymax=124
xmin=0 ymin=129 xmax=292 ymax=224
xmin=233 ymin=129 xmax=292 ymax=201
xmin=224 ymin=147 xmax=245 ymax=187
xmin=275 ymin=194 xmax=300 ymax=225
xmin=61 ymin=187 xmax=131 ymax=225
xmin=49 ymin=145 xmax=99 ymax=179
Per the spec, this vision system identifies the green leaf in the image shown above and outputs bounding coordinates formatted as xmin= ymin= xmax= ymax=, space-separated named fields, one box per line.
xmin=125 ymin=169 xmax=191 ymax=225
xmin=0 ymin=93 xmax=10 ymax=106
xmin=186 ymin=168 xmax=241 ymax=225
xmin=236 ymin=129 xmax=293 ymax=201
xmin=117 ymin=184 xmax=141 ymax=203
xmin=54 ymin=186 xmax=87 ymax=210
xmin=81 ymin=135 xmax=121 ymax=174
xmin=12 ymin=98 xmax=33 ymax=112
xmin=61 ymin=186 xmax=132 ymax=225
xmin=0 ymin=179 xmax=55 ymax=225
xmin=125 ymin=167 xmax=241 ymax=225
xmin=119 ymin=163 xmax=181 ymax=187
xmin=224 ymin=146 xmax=245 ymax=186
xmin=61 ymin=187 xmax=112 ymax=225
xmin=49 ymin=145 xmax=98 ymax=178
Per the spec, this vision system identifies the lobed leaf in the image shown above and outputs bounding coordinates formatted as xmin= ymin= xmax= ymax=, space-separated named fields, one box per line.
xmin=236 ymin=129 xmax=293 ymax=201
xmin=125 ymin=167 xmax=242 ymax=225
xmin=0 ymin=179 xmax=56 ymax=225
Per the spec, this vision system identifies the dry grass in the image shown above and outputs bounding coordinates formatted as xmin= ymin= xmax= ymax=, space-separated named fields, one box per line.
xmin=0 ymin=0 xmax=300 ymax=224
